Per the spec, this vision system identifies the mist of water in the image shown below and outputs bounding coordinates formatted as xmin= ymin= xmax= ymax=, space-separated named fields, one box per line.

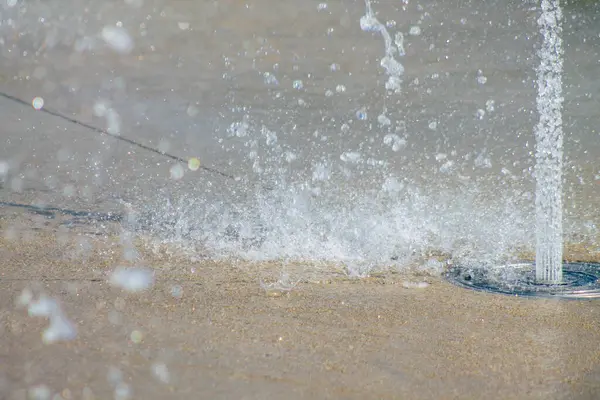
xmin=534 ymin=0 xmax=564 ymax=284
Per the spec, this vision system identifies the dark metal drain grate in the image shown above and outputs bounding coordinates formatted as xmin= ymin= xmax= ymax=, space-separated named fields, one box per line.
xmin=446 ymin=262 xmax=600 ymax=299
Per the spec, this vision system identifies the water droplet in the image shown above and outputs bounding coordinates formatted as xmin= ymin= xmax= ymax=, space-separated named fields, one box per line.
xmin=439 ymin=160 xmax=454 ymax=173
xmin=16 ymin=288 xmax=33 ymax=307
xmin=477 ymin=75 xmax=487 ymax=85
xmin=101 ymin=26 xmax=134 ymax=54
xmin=317 ymin=3 xmax=327 ymax=11
xmin=340 ymin=152 xmax=362 ymax=163
xmin=105 ymin=109 xmax=121 ymax=135
xmin=187 ymin=157 xmax=201 ymax=171
xmin=130 ymin=330 xmax=143 ymax=343
xmin=32 ymin=97 xmax=44 ymax=110
xmin=386 ymin=20 xmax=396 ymax=28
xmin=335 ymin=84 xmax=346 ymax=93
xmin=109 ymin=267 xmax=154 ymax=292
xmin=292 ymin=80 xmax=303 ymax=90
xmin=476 ymin=109 xmax=486 ymax=119
xmin=383 ymin=134 xmax=406 ymax=151
xmin=151 ymin=363 xmax=170 ymax=384
xmin=27 ymin=295 xmax=77 ymax=344
xmin=228 ymin=120 xmax=250 ymax=137
xmin=28 ymin=384 xmax=52 ymax=400
xmin=177 ymin=22 xmax=190 ymax=30
xmin=284 ymin=152 xmax=297 ymax=163
xmin=114 ymin=383 xmax=131 ymax=400
xmin=263 ymin=72 xmax=279 ymax=86
xmin=93 ymin=100 xmax=108 ymax=117
xmin=169 ymin=163 xmax=185 ymax=180
xmin=377 ymin=113 xmax=391 ymax=126
xmin=428 ymin=121 xmax=438 ymax=130
xmin=360 ymin=15 xmax=379 ymax=32
xmin=409 ymin=26 xmax=421 ymax=36
xmin=312 ymin=162 xmax=330 ymax=182
xmin=263 ymin=128 xmax=278 ymax=145
xmin=330 ymin=63 xmax=340 ymax=71
xmin=355 ymin=108 xmax=368 ymax=120
xmin=382 ymin=177 xmax=404 ymax=193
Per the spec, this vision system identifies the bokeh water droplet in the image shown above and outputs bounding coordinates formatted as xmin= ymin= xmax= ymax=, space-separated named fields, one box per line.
xmin=101 ymin=26 xmax=134 ymax=54
xmin=109 ymin=267 xmax=154 ymax=292
xmin=151 ymin=362 xmax=171 ymax=384
xmin=170 ymin=164 xmax=185 ymax=180
xmin=188 ymin=157 xmax=201 ymax=171
xmin=114 ymin=383 xmax=131 ymax=400
xmin=28 ymin=384 xmax=52 ymax=400
xmin=130 ymin=330 xmax=144 ymax=343
xmin=32 ymin=97 xmax=44 ymax=110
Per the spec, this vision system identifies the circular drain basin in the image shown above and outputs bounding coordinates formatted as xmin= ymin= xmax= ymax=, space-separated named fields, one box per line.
xmin=446 ymin=262 xmax=600 ymax=299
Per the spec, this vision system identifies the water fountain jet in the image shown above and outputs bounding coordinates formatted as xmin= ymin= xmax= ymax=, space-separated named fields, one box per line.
xmin=446 ymin=0 xmax=600 ymax=298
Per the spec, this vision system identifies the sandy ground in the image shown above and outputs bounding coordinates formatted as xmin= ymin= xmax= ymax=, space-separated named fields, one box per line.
xmin=1 ymin=210 xmax=600 ymax=400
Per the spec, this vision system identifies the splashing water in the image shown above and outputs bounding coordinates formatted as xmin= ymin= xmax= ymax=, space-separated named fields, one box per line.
xmin=534 ymin=0 xmax=564 ymax=284
xmin=360 ymin=0 xmax=404 ymax=93
xmin=115 ymin=1 xmax=544 ymax=277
